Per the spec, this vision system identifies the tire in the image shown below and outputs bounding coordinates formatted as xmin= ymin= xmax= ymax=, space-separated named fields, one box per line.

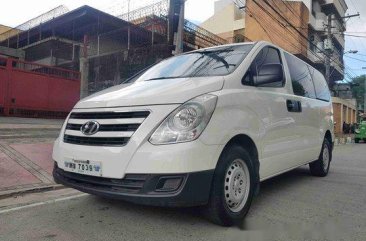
xmin=355 ymin=138 xmax=359 ymax=143
xmin=206 ymin=145 xmax=256 ymax=226
xmin=309 ymin=139 xmax=332 ymax=177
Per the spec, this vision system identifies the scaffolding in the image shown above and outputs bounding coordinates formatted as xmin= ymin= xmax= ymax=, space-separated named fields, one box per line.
xmin=0 ymin=1 xmax=228 ymax=95
xmin=118 ymin=0 xmax=227 ymax=48
xmin=0 ymin=5 xmax=69 ymax=43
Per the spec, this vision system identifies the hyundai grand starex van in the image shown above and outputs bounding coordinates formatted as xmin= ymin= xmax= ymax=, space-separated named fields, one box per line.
xmin=53 ymin=41 xmax=334 ymax=226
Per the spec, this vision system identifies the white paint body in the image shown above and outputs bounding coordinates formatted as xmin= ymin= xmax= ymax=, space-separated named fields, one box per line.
xmin=53 ymin=41 xmax=334 ymax=181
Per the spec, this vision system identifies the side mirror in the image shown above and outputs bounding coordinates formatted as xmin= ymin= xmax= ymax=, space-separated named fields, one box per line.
xmin=254 ymin=63 xmax=283 ymax=86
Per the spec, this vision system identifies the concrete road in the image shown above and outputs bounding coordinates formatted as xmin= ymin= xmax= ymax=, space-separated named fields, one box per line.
xmin=0 ymin=144 xmax=365 ymax=241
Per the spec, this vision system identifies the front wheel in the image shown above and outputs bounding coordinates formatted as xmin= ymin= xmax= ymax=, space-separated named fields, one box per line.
xmin=206 ymin=145 xmax=256 ymax=226
xmin=309 ymin=139 xmax=332 ymax=177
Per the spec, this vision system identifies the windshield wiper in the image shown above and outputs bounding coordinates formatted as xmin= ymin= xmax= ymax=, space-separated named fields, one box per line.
xmin=213 ymin=63 xmax=236 ymax=70
xmin=145 ymin=76 xmax=183 ymax=81
xmin=195 ymin=48 xmax=234 ymax=70
xmin=121 ymin=61 xmax=159 ymax=84
xmin=196 ymin=47 xmax=234 ymax=54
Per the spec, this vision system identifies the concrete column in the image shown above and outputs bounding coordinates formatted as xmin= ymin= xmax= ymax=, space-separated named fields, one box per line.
xmin=340 ymin=104 xmax=343 ymax=125
xmin=350 ymin=108 xmax=353 ymax=123
xmin=79 ymin=57 xmax=89 ymax=99
xmin=151 ymin=23 xmax=154 ymax=46
xmin=79 ymin=34 xmax=89 ymax=99
xmin=354 ymin=110 xmax=357 ymax=123
xmin=3 ymin=59 xmax=12 ymax=116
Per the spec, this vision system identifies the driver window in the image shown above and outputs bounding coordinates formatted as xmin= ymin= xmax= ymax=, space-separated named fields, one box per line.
xmin=242 ymin=47 xmax=284 ymax=87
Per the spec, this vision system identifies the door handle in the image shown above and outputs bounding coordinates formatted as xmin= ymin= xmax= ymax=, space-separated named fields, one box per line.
xmin=286 ymin=99 xmax=302 ymax=112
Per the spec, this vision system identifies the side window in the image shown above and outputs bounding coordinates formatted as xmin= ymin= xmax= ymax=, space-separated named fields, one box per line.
xmin=284 ymin=53 xmax=316 ymax=98
xmin=243 ymin=46 xmax=284 ymax=87
xmin=311 ymin=69 xmax=331 ymax=102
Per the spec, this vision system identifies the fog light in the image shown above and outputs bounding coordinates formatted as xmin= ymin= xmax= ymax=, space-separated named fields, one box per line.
xmin=156 ymin=177 xmax=183 ymax=192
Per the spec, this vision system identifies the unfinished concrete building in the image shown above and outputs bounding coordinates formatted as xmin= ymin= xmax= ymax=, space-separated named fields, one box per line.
xmin=0 ymin=0 xmax=227 ymax=96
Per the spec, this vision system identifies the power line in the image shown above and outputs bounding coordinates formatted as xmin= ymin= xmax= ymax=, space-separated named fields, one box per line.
xmin=344 ymin=55 xmax=366 ymax=63
xmin=354 ymin=53 xmax=366 ymax=57
xmin=255 ymin=0 xmax=347 ymax=72
xmin=234 ymin=0 xmax=357 ymax=82
xmin=343 ymin=34 xmax=366 ymax=38
xmin=245 ymin=2 xmax=305 ymax=54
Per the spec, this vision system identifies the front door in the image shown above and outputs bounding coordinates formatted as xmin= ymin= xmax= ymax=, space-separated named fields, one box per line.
xmin=242 ymin=46 xmax=303 ymax=179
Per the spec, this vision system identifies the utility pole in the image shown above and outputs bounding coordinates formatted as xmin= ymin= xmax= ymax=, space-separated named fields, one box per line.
xmin=324 ymin=13 xmax=360 ymax=87
xmin=325 ymin=14 xmax=332 ymax=85
xmin=167 ymin=0 xmax=176 ymax=47
xmin=174 ymin=0 xmax=186 ymax=55
xmin=168 ymin=0 xmax=184 ymax=52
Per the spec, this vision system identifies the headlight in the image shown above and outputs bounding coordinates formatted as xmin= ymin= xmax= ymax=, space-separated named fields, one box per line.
xmin=149 ymin=94 xmax=218 ymax=144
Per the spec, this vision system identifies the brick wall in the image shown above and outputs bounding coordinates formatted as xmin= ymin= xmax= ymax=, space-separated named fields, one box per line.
xmin=244 ymin=0 xmax=309 ymax=58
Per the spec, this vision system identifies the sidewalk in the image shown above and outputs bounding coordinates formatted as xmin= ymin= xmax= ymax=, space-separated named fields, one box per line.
xmin=334 ymin=134 xmax=355 ymax=145
xmin=0 ymin=117 xmax=64 ymax=198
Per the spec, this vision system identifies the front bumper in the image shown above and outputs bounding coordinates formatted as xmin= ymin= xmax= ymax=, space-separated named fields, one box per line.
xmin=53 ymin=164 xmax=214 ymax=207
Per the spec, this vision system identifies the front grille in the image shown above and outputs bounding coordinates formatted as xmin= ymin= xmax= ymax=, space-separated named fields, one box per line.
xmin=69 ymin=111 xmax=150 ymax=119
xmin=64 ymin=135 xmax=129 ymax=146
xmin=56 ymin=167 xmax=147 ymax=194
xmin=66 ymin=123 xmax=140 ymax=132
xmin=63 ymin=110 xmax=150 ymax=146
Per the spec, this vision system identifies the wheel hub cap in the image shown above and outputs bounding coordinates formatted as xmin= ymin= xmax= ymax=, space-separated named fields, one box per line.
xmin=224 ymin=159 xmax=250 ymax=213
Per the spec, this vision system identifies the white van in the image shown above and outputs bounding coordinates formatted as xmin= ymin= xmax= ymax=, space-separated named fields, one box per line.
xmin=53 ymin=41 xmax=334 ymax=226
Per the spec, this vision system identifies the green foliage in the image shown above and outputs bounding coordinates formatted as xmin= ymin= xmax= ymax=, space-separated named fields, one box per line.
xmin=351 ymin=75 xmax=366 ymax=110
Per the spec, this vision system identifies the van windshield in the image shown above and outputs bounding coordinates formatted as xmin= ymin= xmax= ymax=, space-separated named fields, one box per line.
xmin=129 ymin=44 xmax=253 ymax=82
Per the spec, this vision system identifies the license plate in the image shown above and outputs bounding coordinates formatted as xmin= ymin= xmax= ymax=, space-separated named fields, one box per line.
xmin=64 ymin=159 xmax=102 ymax=176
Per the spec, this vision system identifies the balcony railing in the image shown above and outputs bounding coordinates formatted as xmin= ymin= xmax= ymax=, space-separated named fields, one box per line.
xmin=322 ymin=0 xmax=348 ymax=17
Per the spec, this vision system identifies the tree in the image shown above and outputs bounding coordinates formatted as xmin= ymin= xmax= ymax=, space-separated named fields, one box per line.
xmin=350 ymin=75 xmax=366 ymax=112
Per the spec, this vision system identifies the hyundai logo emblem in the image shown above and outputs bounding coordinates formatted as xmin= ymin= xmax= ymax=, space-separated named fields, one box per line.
xmin=81 ymin=121 xmax=100 ymax=135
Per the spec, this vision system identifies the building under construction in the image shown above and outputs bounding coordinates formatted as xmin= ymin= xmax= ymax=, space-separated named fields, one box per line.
xmin=0 ymin=0 xmax=227 ymax=102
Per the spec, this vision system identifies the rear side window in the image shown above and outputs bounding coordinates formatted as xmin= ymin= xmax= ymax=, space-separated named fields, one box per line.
xmin=310 ymin=69 xmax=331 ymax=102
xmin=284 ymin=53 xmax=316 ymax=98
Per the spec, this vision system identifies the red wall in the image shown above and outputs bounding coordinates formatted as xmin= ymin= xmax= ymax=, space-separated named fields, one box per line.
xmin=0 ymin=66 xmax=7 ymax=109
xmin=0 ymin=58 xmax=80 ymax=117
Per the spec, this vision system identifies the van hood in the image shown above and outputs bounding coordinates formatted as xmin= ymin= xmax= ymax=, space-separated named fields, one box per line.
xmin=74 ymin=76 xmax=224 ymax=109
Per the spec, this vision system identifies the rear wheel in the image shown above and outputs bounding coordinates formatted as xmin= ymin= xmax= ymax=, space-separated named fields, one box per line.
xmin=206 ymin=145 xmax=256 ymax=226
xmin=309 ymin=139 xmax=332 ymax=177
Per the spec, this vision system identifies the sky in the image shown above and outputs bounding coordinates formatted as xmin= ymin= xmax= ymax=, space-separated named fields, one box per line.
xmin=0 ymin=0 xmax=365 ymax=80
xmin=0 ymin=0 xmax=215 ymax=27
xmin=342 ymin=0 xmax=366 ymax=81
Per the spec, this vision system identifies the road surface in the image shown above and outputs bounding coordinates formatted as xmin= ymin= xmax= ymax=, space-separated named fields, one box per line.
xmin=0 ymin=144 xmax=365 ymax=241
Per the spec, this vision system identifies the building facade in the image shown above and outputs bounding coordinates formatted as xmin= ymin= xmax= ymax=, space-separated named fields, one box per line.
xmin=200 ymin=0 xmax=246 ymax=43
xmin=201 ymin=0 xmax=348 ymax=84
xmin=332 ymin=97 xmax=358 ymax=134
xmin=0 ymin=1 xmax=227 ymax=96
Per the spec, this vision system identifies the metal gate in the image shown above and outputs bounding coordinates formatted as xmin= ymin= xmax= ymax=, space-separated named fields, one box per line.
xmin=0 ymin=57 xmax=80 ymax=118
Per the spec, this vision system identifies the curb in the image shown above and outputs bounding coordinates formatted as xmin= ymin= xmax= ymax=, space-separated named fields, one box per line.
xmin=334 ymin=136 xmax=353 ymax=146
xmin=0 ymin=184 xmax=65 ymax=200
